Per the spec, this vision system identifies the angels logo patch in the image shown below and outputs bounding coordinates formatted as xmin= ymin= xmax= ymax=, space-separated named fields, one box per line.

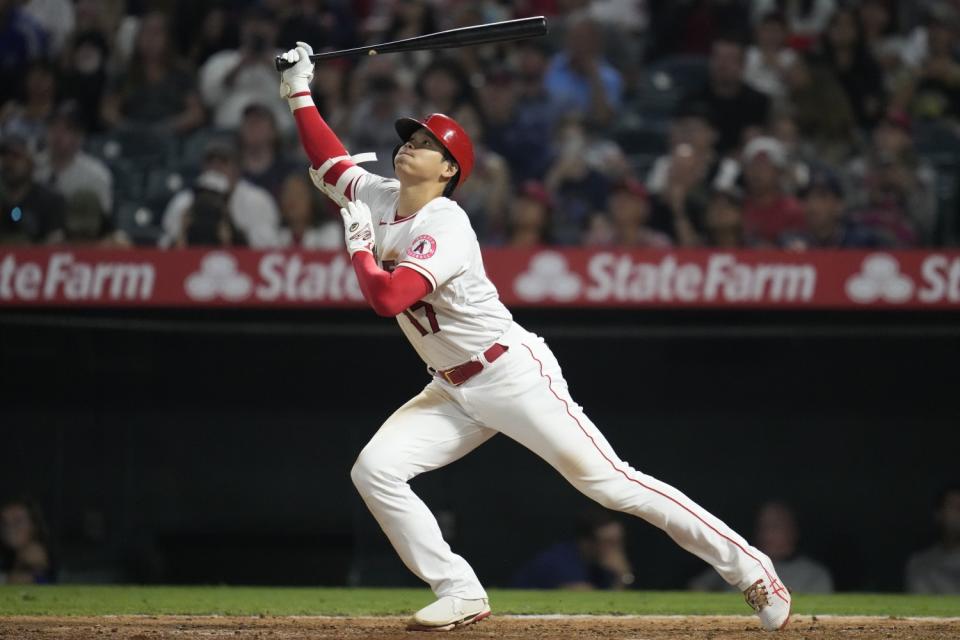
xmin=406 ymin=234 xmax=437 ymax=260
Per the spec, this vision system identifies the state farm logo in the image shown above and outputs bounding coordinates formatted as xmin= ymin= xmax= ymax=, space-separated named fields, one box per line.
xmin=515 ymin=252 xmax=582 ymax=302
xmin=185 ymin=252 xmax=253 ymax=301
xmin=845 ymin=254 xmax=914 ymax=303
xmin=182 ymin=251 xmax=364 ymax=303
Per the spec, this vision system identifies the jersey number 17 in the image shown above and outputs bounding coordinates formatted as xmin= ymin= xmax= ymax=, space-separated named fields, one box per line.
xmin=382 ymin=260 xmax=440 ymax=335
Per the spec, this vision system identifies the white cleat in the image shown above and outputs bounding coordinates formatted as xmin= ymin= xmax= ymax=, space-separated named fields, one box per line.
xmin=744 ymin=577 xmax=792 ymax=631
xmin=407 ymin=595 xmax=491 ymax=631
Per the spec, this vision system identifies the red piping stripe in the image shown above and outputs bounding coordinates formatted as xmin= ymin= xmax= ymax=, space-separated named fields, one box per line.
xmin=520 ymin=342 xmax=789 ymax=606
xmin=388 ymin=211 xmax=419 ymax=225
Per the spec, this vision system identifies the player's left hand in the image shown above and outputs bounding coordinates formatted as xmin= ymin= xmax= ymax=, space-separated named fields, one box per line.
xmin=278 ymin=41 xmax=315 ymax=99
xmin=340 ymin=200 xmax=375 ymax=258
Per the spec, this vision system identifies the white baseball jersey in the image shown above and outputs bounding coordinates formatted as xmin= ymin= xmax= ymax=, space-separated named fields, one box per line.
xmin=352 ymin=172 xmax=513 ymax=371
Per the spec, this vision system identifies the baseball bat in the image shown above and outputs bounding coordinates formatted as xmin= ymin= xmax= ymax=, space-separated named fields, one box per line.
xmin=275 ymin=16 xmax=548 ymax=71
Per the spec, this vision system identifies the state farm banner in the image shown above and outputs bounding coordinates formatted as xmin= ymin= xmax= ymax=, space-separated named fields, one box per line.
xmin=0 ymin=247 xmax=959 ymax=309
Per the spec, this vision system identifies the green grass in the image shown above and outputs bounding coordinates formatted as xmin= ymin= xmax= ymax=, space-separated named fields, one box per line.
xmin=1 ymin=586 xmax=958 ymax=617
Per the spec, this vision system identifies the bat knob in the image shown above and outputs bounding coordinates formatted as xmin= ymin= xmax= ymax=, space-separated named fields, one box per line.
xmin=275 ymin=55 xmax=295 ymax=72
xmin=368 ymin=49 xmax=377 ymax=56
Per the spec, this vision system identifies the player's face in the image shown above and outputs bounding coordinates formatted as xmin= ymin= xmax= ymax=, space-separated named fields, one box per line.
xmin=394 ymin=129 xmax=458 ymax=186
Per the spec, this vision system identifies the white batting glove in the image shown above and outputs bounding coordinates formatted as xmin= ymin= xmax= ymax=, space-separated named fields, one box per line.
xmin=278 ymin=41 xmax=314 ymax=99
xmin=340 ymin=200 xmax=375 ymax=258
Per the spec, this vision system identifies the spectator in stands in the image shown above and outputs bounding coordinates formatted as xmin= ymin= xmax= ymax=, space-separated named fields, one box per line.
xmin=906 ymin=483 xmax=960 ymax=594
xmin=845 ymin=111 xmax=936 ymax=244
xmin=449 ymin=103 xmax=510 ymax=243
xmin=100 ymin=10 xmax=205 ymax=135
xmin=23 ymin=0 xmax=74 ymax=56
xmin=0 ymin=0 xmax=49 ymax=106
xmin=645 ymin=1 xmax=749 ymax=59
xmin=183 ymin=6 xmax=238 ymax=68
xmin=783 ymin=54 xmax=858 ymax=164
xmin=507 ymin=180 xmax=552 ymax=247
xmin=544 ymin=116 xmax=611 ymax=244
xmin=751 ymin=0 xmax=837 ymax=51
xmin=648 ymin=101 xmax=721 ymax=196
xmin=311 ymin=59 xmax=349 ymax=135
xmin=858 ymin=0 xmax=907 ymax=88
xmin=0 ymin=60 xmax=58 ymax=153
xmin=174 ymin=171 xmax=245 ymax=248
xmin=744 ymin=11 xmax=798 ymax=98
xmin=378 ymin=0 xmax=440 ymax=74
xmin=57 ymin=4 xmax=114 ymax=133
xmin=0 ymin=497 xmax=53 ymax=584
xmin=34 ymin=101 xmax=113 ymax=216
xmin=161 ymin=139 xmax=280 ymax=249
xmin=814 ymin=6 xmax=886 ymax=131
xmin=415 ymin=57 xmax=478 ymax=119
xmin=483 ymin=41 xmax=557 ymax=184
xmin=276 ymin=172 xmax=339 ymax=249
xmin=238 ymin=102 xmax=296 ymax=202
xmin=199 ymin=7 xmax=291 ymax=133
xmin=684 ymin=34 xmax=771 ymax=154
xmin=690 ymin=501 xmax=833 ymax=593
xmin=444 ymin=3 xmax=511 ymax=87
xmin=781 ymin=167 xmax=885 ymax=249
xmin=544 ymin=12 xmax=623 ymax=128
xmin=512 ymin=508 xmax=634 ymax=590
xmin=893 ymin=8 xmax=960 ymax=129
xmin=0 ymin=135 xmax=65 ymax=245
xmin=740 ymin=136 xmax=805 ymax=245
xmin=585 ymin=177 xmax=671 ymax=248
xmin=768 ymin=110 xmax=817 ymax=192
xmin=277 ymin=0 xmax=357 ymax=59
xmin=61 ymin=188 xmax=130 ymax=247
xmin=702 ymin=186 xmax=747 ymax=248
xmin=646 ymin=102 xmax=730 ymax=240
xmin=346 ymin=60 xmax=414 ymax=179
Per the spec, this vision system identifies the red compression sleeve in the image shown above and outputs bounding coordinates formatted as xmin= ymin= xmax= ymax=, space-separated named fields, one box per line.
xmin=290 ymin=95 xmax=348 ymax=168
xmin=351 ymin=252 xmax=432 ymax=317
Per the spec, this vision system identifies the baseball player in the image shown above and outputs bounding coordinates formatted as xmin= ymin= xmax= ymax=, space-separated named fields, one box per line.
xmin=278 ymin=43 xmax=792 ymax=632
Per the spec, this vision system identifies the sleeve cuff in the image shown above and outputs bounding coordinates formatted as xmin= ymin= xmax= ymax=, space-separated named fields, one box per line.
xmin=397 ymin=261 xmax=437 ymax=291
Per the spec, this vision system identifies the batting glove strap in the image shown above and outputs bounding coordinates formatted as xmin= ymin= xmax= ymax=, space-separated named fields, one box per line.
xmin=287 ymin=91 xmax=314 ymax=112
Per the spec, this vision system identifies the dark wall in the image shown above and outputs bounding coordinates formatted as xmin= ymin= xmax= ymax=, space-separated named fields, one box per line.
xmin=1 ymin=308 xmax=958 ymax=590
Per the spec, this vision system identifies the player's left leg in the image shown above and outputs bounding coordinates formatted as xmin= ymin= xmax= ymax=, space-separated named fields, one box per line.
xmin=350 ymin=380 xmax=494 ymax=631
xmin=464 ymin=332 xmax=790 ymax=631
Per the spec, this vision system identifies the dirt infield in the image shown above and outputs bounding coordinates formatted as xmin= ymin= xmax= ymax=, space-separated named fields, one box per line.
xmin=1 ymin=615 xmax=959 ymax=640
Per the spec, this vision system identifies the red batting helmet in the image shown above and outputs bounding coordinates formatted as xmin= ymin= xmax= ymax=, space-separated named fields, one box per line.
xmin=395 ymin=113 xmax=475 ymax=186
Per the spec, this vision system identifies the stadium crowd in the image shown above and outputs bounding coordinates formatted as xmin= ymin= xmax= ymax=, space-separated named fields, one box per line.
xmin=1 ymin=0 xmax=959 ymax=249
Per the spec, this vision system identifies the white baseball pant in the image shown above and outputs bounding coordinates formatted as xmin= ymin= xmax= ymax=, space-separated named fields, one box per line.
xmin=350 ymin=323 xmax=781 ymax=599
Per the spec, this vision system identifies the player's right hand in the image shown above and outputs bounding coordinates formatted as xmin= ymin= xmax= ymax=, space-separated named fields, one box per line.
xmin=278 ymin=41 xmax=315 ymax=99
xmin=340 ymin=200 xmax=375 ymax=258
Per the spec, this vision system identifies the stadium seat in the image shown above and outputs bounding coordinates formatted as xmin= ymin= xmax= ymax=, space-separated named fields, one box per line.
xmin=614 ymin=123 xmax=669 ymax=156
xmin=115 ymin=200 xmax=163 ymax=246
xmin=143 ymin=168 xmax=188 ymax=213
xmin=175 ymin=127 xmax=234 ymax=174
xmin=87 ymin=127 xmax=176 ymax=171
xmin=628 ymin=55 xmax=708 ymax=124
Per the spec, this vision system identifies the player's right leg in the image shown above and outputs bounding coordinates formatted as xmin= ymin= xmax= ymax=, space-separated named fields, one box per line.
xmin=350 ymin=380 xmax=494 ymax=629
xmin=464 ymin=332 xmax=790 ymax=631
